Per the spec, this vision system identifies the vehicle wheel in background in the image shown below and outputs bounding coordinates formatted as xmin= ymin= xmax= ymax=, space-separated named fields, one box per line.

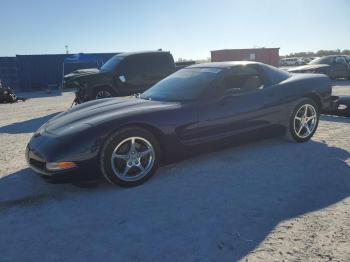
xmin=93 ymin=86 xmax=115 ymax=100
xmin=100 ymin=127 xmax=161 ymax=187
xmin=285 ymin=98 xmax=319 ymax=143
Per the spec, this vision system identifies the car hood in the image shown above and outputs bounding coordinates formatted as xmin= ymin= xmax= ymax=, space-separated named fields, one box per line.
xmin=42 ymin=97 xmax=179 ymax=136
xmin=287 ymin=64 xmax=330 ymax=72
xmin=64 ymin=68 xmax=100 ymax=79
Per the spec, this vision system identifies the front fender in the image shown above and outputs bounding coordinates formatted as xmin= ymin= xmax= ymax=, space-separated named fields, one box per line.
xmin=29 ymin=125 xmax=104 ymax=163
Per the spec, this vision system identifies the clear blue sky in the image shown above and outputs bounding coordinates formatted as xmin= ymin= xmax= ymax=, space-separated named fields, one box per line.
xmin=0 ymin=0 xmax=349 ymax=60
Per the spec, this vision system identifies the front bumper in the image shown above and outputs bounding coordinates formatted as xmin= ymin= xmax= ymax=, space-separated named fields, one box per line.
xmin=25 ymin=145 xmax=78 ymax=176
xmin=322 ymin=95 xmax=350 ymax=117
xmin=74 ymin=88 xmax=91 ymax=104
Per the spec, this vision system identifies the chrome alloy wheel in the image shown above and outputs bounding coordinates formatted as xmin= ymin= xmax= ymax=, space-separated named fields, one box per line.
xmin=293 ymin=104 xmax=317 ymax=139
xmin=111 ymin=137 xmax=155 ymax=181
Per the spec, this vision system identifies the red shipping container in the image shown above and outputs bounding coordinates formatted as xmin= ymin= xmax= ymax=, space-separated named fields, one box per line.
xmin=211 ymin=48 xmax=280 ymax=67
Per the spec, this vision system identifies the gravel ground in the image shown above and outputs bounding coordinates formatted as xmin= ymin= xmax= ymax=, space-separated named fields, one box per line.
xmin=0 ymin=81 xmax=349 ymax=261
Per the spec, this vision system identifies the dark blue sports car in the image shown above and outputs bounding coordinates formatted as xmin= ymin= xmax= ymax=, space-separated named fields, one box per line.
xmin=26 ymin=62 xmax=332 ymax=187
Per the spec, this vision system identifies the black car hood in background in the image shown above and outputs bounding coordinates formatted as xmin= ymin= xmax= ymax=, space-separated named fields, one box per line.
xmin=64 ymin=68 xmax=103 ymax=83
xmin=43 ymin=97 xmax=179 ymax=135
xmin=287 ymin=64 xmax=330 ymax=73
xmin=64 ymin=68 xmax=111 ymax=86
xmin=65 ymin=68 xmax=100 ymax=77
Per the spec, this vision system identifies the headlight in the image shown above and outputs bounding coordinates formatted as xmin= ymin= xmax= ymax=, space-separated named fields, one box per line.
xmin=338 ymin=104 xmax=348 ymax=110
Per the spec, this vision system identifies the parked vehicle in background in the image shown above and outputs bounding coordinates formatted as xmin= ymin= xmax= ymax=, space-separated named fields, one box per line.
xmin=64 ymin=51 xmax=177 ymax=104
xmin=323 ymin=96 xmax=350 ymax=117
xmin=302 ymin=57 xmax=315 ymax=64
xmin=286 ymin=55 xmax=350 ymax=79
xmin=344 ymin=55 xmax=350 ymax=64
xmin=175 ymin=60 xmax=196 ymax=70
xmin=280 ymin=57 xmax=304 ymax=66
xmin=27 ymin=61 xmax=332 ymax=187
xmin=0 ymin=80 xmax=26 ymax=103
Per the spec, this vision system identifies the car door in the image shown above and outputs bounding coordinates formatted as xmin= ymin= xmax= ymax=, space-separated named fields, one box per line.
xmin=120 ymin=55 xmax=150 ymax=94
xmin=144 ymin=54 xmax=175 ymax=89
xmin=194 ymin=65 xmax=282 ymax=142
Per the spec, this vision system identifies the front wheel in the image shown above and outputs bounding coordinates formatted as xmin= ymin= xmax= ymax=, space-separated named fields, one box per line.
xmin=100 ymin=127 xmax=161 ymax=187
xmin=93 ymin=86 xmax=115 ymax=100
xmin=285 ymin=99 xmax=319 ymax=142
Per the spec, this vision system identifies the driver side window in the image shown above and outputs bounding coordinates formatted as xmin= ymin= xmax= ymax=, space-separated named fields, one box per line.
xmin=221 ymin=66 xmax=264 ymax=94
xmin=335 ymin=57 xmax=346 ymax=64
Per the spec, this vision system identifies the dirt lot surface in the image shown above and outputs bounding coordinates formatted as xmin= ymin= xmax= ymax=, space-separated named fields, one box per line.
xmin=0 ymin=81 xmax=349 ymax=261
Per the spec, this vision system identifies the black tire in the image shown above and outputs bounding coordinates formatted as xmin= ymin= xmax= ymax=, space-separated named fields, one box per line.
xmin=285 ymin=98 xmax=320 ymax=143
xmin=93 ymin=86 xmax=115 ymax=100
xmin=100 ymin=127 xmax=161 ymax=187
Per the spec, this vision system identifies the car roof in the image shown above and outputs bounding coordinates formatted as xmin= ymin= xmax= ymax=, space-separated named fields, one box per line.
xmin=116 ymin=50 xmax=171 ymax=58
xmin=188 ymin=61 xmax=262 ymax=69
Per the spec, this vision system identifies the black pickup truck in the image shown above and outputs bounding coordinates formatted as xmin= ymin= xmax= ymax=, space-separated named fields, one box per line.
xmin=64 ymin=51 xmax=193 ymax=104
xmin=287 ymin=55 xmax=350 ymax=80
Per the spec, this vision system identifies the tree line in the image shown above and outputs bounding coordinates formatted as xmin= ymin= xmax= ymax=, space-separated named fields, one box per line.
xmin=282 ymin=49 xmax=350 ymax=58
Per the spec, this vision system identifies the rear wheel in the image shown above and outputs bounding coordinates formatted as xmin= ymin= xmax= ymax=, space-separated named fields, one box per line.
xmin=285 ymin=99 xmax=319 ymax=142
xmin=100 ymin=127 xmax=161 ymax=187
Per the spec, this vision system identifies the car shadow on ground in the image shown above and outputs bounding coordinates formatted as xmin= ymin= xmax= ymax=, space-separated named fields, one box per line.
xmin=16 ymin=90 xmax=63 ymax=99
xmin=15 ymin=89 xmax=76 ymax=99
xmin=0 ymin=138 xmax=349 ymax=261
xmin=0 ymin=112 xmax=60 ymax=134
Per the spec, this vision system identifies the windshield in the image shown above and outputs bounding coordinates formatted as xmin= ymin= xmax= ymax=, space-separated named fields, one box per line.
xmin=100 ymin=55 xmax=124 ymax=72
xmin=309 ymin=56 xmax=333 ymax=65
xmin=141 ymin=67 xmax=222 ymax=101
xmin=261 ymin=64 xmax=290 ymax=84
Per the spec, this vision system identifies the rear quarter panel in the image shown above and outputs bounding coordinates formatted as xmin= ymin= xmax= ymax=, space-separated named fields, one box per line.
xmin=277 ymin=73 xmax=332 ymax=111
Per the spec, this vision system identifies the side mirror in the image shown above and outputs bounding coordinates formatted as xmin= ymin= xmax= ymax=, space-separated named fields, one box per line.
xmin=118 ymin=75 xmax=126 ymax=83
